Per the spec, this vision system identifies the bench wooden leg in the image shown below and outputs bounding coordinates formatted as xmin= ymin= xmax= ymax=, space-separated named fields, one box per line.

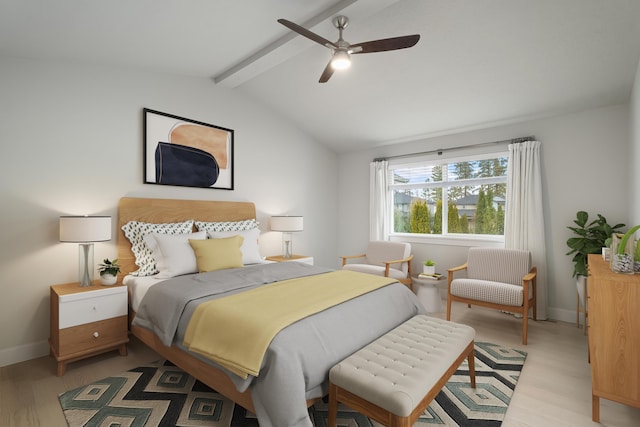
xmin=328 ymin=382 xmax=338 ymax=427
xmin=468 ymin=341 xmax=476 ymax=389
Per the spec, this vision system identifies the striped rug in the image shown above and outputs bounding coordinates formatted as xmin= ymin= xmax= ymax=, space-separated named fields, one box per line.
xmin=59 ymin=341 xmax=526 ymax=426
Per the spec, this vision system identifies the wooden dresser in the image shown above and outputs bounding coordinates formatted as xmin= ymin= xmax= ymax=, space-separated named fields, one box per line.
xmin=587 ymin=254 xmax=640 ymax=422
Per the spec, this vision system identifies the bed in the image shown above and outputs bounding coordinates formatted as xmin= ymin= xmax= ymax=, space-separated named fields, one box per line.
xmin=119 ymin=197 xmax=425 ymax=427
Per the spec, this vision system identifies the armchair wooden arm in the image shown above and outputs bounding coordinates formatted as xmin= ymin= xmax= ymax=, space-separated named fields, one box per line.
xmin=522 ymin=266 xmax=537 ymax=283
xmin=447 ymin=262 xmax=468 ymax=288
xmin=339 ymin=253 xmax=367 ymax=267
xmin=383 ymin=254 xmax=413 ymax=278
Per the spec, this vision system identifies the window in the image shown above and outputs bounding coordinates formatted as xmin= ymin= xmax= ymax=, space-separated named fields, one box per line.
xmin=389 ymin=151 xmax=508 ymax=238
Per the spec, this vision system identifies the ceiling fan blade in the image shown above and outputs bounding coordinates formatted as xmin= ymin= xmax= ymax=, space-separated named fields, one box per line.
xmin=278 ymin=19 xmax=337 ymax=49
xmin=318 ymin=60 xmax=335 ymax=83
xmin=351 ymin=34 xmax=420 ymax=54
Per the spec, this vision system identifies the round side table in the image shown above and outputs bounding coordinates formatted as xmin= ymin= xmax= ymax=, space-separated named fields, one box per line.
xmin=413 ymin=275 xmax=444 ymax=313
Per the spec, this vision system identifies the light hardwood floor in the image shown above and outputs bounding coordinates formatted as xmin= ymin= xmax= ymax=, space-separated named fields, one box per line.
xmin=1 ymin=301 xmax=639 ymax=427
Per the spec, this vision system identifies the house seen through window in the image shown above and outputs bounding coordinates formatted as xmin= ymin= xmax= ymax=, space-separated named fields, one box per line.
xmin=389 ymin=152 xmax=508 ymax=237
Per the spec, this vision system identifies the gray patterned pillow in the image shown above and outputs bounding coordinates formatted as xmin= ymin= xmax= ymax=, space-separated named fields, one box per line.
xmin=122 ymin=220 xmax=194 ymax=276
xmin=194 ymin=219 xmax=259 ymax=233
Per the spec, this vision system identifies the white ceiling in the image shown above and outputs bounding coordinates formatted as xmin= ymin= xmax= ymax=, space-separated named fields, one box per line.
xmin=2 ymin=0 xmax=640 ymax=153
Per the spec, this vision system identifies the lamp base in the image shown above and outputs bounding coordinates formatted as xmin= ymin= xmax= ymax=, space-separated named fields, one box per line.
xmin=78 ymin=243 xmax=94 ymax=287
xmin=282 ymin=233 xmax=293 ymax=259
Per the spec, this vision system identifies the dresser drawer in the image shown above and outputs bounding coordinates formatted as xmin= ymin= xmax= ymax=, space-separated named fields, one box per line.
xmin=59 ymin=286 xmax=127 ymax=329
xmin=58 ymin=316 xmax=128 ymax=357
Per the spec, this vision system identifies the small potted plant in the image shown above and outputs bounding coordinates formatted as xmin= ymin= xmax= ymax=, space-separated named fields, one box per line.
xmin=611 ymin=225 xmax=640 ymax=274
xmin=423 ymin=259 xmax=436 ymax=275
xmin=98 ymin=258 xmax=121 ymax=285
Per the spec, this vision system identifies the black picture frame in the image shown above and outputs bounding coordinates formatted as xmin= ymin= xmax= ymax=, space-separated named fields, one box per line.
xmin=143 ymin=108 xmax=234 ymax=190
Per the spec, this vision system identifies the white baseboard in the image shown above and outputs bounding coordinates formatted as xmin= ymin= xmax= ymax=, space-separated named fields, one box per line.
xmin=547 ymin=306 xmax=583 ymax=325
xmin=0 ymin=340 xmax=50 ymax=368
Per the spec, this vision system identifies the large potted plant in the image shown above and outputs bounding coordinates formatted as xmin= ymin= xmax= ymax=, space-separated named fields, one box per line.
xmin=566 ymin=211 xmax=624 ymax=307
xmin=566 ymin=211 xmax=624 ymax=277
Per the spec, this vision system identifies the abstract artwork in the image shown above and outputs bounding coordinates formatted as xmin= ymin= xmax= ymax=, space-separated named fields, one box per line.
xmin=143 ymin=108 xmax=234 ymax=190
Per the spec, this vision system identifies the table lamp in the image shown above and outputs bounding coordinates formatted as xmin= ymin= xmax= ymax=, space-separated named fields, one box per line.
xmin=60 ymin=215 xmax=112 ymax=287
xmin=270 ymin=216 xmax=303 ymax=258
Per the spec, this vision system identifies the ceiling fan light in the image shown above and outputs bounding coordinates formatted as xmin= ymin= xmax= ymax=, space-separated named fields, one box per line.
xmin=331 ymin=51 xmax=351 ymax=70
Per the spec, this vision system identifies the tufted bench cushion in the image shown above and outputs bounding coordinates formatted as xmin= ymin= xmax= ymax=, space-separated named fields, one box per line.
xmin=328 ymin=315 xmax=475 ymax=427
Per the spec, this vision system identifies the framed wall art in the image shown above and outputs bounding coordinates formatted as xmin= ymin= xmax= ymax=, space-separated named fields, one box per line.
xmin=143 ymin=108 xmax=234 ymax=190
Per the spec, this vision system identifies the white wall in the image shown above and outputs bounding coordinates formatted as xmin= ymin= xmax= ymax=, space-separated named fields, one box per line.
xmin=338 ymin=104 xmax=630 ymax=323
xmin=631 ymin=56 xmax=640 ymax=224
xmin=0 ymin=56 xmax=338 ymax=366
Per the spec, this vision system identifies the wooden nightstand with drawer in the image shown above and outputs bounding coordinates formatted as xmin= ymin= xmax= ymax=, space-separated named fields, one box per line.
xmin=49 ymin=281 xmax=129 ymax=376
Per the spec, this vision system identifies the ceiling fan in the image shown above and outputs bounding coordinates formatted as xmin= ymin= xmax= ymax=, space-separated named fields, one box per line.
xmin=278 ymin=15 xmax=420 ymax=83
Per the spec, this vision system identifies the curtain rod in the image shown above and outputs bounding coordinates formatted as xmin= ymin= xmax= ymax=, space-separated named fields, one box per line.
xmin=373 ymin=136 xmax=535 ymax=162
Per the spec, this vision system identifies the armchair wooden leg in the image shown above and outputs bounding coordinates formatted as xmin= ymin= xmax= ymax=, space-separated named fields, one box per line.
xmin=446 ymin=296 xmax=452 ymax=321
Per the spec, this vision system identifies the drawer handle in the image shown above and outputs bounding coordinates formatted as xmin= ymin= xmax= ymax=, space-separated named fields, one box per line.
xmin=93 ymin=332 xmax=99 ymax=338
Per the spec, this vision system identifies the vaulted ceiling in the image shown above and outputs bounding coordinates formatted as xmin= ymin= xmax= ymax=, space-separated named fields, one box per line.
xmin=2 ymin=0 xmax=640 ymax=152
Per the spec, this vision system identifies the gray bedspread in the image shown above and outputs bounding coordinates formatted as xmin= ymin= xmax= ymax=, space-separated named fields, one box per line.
xmin=132 ymin=262 xmax=426 ymax=427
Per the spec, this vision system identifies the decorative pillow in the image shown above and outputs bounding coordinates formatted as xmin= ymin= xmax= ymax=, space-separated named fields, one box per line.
xmin=189 ymin=236 xmax=244 ymax=273
xmin=207 ymin=228 xmax=262 ymax=265
xmin=144 ymin=231 xmax=206 ymax=279
xmin=195 ymin=219 xmax=259 ymax=233
xmin=121 ymin=220 xmax=194 ymax=276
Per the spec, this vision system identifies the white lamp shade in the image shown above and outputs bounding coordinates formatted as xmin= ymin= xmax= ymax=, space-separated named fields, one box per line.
xmin=60 ymin=216 xmax=112 ymax=242
xmin=271 ymin=216 xmax=303 ymax=232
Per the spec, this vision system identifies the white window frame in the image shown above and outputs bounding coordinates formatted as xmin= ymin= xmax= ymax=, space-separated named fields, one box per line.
xmin=387 ymin=149 xmax=508 ymax=246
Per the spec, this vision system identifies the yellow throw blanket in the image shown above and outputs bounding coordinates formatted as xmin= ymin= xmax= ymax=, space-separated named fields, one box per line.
xmin=183 ymin=270 xmax=397 ymax=379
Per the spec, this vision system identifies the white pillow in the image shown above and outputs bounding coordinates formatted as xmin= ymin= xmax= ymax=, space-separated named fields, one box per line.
xmin=195 ymin=219 xmax=259 ymax=233
xmin=121 ymin=220 xmax=194 ymax=276
xmin=144 ymin=231 xmax=207 ymax=278
xmin=207 ymin=228 xmax=262 ymax=265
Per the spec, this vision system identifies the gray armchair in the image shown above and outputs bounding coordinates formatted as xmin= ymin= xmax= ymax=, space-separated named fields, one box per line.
xmin=446 ymin=247 xmax=537 ymax=344
xmin=340 ymin=241 xmax=413 ymax=291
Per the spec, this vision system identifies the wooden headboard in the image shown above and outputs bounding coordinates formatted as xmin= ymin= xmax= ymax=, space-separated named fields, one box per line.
xmin=117 ymin=197 xmax=257 ymax=276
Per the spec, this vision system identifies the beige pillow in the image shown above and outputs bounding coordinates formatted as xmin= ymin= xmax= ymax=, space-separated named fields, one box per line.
xmin=189 ymin=235 xmax=244 ymax=272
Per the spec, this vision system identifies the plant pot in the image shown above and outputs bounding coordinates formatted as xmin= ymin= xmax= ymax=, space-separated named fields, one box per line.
xmin=100 ymin=273 xmax=118 ymax=285
xmin=423 ymin=265 xmax=435 ymax=275
xmin=576 ymin=275 xmax=587 ymax=309
xmin=611 ymin=253 xmax=634 ymax=274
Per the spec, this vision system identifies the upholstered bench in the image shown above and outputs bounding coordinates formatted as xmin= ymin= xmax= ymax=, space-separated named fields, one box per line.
xmin=328 ymin=315 xmax=476 ymax=427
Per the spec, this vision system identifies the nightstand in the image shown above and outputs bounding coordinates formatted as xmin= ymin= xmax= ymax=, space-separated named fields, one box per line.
xmin=265 ymin=254 xmax=314 ymax=265
xmin=49 ymin=281 xmax=129 ymax=376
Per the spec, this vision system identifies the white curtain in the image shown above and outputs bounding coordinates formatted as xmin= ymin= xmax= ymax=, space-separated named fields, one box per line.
xmin=505 ymin=140 xmax=547 ymax=319
xmin=369 ymin=160 xmax=389 ymax=241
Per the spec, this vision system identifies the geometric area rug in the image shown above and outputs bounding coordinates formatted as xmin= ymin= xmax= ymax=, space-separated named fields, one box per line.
xmin=58 ymin=342 xmax=526 ymax=427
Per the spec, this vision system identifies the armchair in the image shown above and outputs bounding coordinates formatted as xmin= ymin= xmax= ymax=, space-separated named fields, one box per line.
xmin=446 ymin=247 xmax=537 ymax=344
xmin=340 ymin=241 xmax=413 ymax=291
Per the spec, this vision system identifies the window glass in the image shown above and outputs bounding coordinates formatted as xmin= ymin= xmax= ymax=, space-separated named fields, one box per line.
xmin=390 ymin=154 xmax=507 ymax=237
